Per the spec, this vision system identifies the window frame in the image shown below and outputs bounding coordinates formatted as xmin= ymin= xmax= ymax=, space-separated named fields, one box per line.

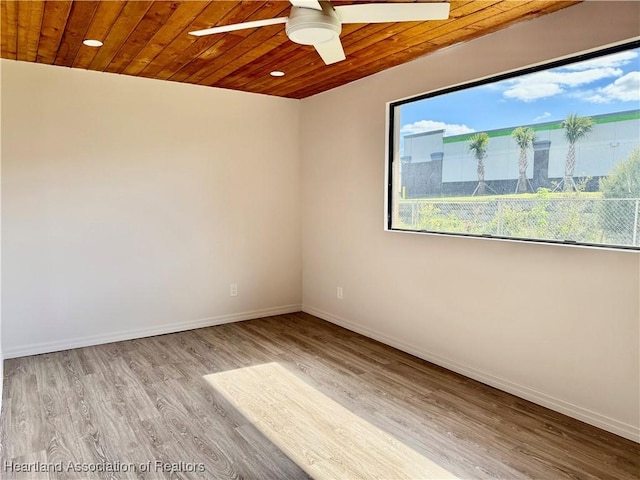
xmin=386 ymin=39 xmax=640 ymax=251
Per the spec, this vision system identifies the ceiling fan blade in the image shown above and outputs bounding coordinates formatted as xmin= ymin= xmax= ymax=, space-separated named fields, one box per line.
xmin=314 ymin=37 xmax=346 ymax=65
xmin=189 ymin=17 xmax=287 ymax=37
xmin=336 ymin=2 xmax=450 ymax=23
xmin=289 ymin=0 xmax=323 ymax=10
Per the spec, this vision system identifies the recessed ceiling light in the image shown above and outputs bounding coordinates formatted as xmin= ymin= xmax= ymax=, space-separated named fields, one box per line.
xmin=83 ymin=39 xmax=103 ymax=47
xmin=270 ymin=71 xmax=285 ymax=77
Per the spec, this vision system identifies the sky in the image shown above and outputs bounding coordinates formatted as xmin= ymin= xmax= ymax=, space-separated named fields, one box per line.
xmin=399 ymin=46 xmax=640 ymax=137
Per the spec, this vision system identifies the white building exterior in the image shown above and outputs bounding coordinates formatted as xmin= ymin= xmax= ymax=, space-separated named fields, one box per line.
xmin=402 ymin=110 xmax=640 ymax=196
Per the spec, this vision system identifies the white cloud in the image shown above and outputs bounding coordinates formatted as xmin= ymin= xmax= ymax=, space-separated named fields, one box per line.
xmin=561 ymin=51 xmax=638 ymax=71
xmin=400 ymin=120 xmax=475 ymax=137
xmin=504 ymin=82 xmax=564 ymax=102
xmin=503 ymin=67 xmax=623 ymax=102
xmin=580 ymin=71 xmax=640 ymax=103
xmin=533 ymin=112 xmax=552 ymax=121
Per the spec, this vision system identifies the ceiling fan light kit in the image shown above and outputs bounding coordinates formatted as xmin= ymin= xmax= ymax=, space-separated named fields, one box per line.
xmin=285 ymin=6 xmax=341 ymax=46
xmin=189 ymin=1 xmax=451 ymax=66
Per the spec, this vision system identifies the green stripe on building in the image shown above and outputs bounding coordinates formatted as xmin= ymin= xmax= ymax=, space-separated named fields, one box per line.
xmin=442 ymin=109 xmax=640 ymax=144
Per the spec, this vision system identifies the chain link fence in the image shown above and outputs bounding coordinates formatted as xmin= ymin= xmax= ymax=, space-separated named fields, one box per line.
xmin=398 ymin=197 xmax=640 ymax=247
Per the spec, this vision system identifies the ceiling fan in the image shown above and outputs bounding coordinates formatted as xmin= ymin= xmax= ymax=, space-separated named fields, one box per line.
xmin=189 ymin=1 xmax=450 ymax=65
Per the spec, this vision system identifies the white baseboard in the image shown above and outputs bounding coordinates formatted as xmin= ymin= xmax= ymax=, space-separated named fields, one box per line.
xmin=3 ymin=304 xmax=301 ymax=359
xmin=302 ymin=305 xmax=640 ymax=444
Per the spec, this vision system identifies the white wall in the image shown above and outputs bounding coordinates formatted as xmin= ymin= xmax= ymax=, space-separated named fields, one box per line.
xmin=1 ymin=60 xmax=301 ymax=357
xmin=300 ymin=1 xmax=640 ymax=442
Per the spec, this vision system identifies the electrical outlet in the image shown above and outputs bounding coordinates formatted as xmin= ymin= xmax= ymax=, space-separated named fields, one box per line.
xmin=337 ymin=286 xmax=343 ymax=299
xmin=230 ymin=283 xmax=238 ymax=297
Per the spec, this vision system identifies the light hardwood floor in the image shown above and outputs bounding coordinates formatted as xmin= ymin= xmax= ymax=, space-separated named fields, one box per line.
xmin=1 ymin=312 xmax=638 ymax=479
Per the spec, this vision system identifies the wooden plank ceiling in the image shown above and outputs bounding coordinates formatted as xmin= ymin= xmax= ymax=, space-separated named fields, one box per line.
xmin=1 ymin=1 xmax=581 ymax=99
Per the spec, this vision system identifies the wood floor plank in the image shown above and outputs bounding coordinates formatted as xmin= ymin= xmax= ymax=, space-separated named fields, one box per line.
xmin=1 ymin=313 xmax=638 ymax=479
xmin=206 ymin=363 xmax=458 ymax=480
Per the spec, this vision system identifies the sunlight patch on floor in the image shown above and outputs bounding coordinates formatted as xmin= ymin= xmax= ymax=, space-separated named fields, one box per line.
xmin=204 ymin=363 xmax=457 ymax=480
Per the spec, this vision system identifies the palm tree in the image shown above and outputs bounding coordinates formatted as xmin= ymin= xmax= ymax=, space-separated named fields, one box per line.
xmin=468 ymin=133 xmax=489 ymax=195
xmin=511 ymin=127 xmax=536 ymax=193
xmin=562 ymin=114 xmax=594 ymax=191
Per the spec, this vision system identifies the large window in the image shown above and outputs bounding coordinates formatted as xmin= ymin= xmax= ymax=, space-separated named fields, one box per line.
xmin=387 ymin=40 xmax=640 ymax=250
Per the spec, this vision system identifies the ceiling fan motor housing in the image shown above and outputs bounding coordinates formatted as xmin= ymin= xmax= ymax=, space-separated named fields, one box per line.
xmin=286 ymin=5 xmax=341 ymax=45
